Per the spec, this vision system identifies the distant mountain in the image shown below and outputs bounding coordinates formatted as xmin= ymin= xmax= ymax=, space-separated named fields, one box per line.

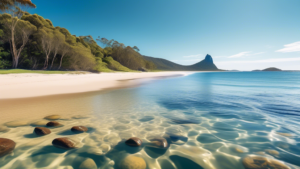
xmin=143 ymin=54 xmax=219 ymax=71
xmin=262 ymin=67 xmax=282 ymax=71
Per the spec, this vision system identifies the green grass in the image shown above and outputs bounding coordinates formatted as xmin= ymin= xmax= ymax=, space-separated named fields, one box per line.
xmin=0 ymin=69 xmax=80 ymax=74
xmin=103 ymin=57 xmax=137 ymax=72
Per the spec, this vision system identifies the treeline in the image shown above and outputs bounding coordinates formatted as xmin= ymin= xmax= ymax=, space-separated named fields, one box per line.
xmin=0 ymin=11 xmax=156 ymax=71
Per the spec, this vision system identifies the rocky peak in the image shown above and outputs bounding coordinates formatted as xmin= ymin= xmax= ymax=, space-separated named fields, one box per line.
xmin=204 ymin=54 xmax=213 ymax=63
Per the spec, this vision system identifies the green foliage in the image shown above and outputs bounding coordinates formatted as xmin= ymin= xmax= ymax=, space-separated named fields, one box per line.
xmin=97 ymin=37 xmax=156 ymax=70
xmin=0 ymin=13 xmax=152 ymax=72
xmin=0 ymin=29 xmax=3 ymax=37
xmin=103 ymin=57 xmax=135 ymax=72
xmin=94 ymin=58 xmax=112 ymax=72
xmin=0 ymin=69 xmax=75 ymax=74
xmin=21 ymin=14 xmax=44 ymax=28
xmin=0 ymin=48 xmax=11 ymax=69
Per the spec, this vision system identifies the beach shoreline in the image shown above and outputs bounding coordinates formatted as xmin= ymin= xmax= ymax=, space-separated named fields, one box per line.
xmin=0 ymin=71 xmax=194 ymax=100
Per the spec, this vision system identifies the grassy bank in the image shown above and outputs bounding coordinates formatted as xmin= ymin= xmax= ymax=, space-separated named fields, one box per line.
xmin=0 ymin=69 xmax=83 ymax=74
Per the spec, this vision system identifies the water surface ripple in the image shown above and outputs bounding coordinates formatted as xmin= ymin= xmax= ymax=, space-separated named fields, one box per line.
xmin=1 ymin=72 xmax=300 ymax=169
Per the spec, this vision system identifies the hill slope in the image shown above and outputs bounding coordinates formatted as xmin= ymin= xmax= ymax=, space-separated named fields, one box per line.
xmin=143 ymin=54 xmax=219 ymax=71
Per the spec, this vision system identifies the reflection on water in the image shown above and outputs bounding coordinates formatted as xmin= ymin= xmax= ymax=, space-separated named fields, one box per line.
xmin=1 ymin=72 xmax=300 ymax=169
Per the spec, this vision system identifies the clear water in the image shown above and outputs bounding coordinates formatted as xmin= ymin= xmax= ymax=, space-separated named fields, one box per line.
xmin=1 ymin=72 xmax=300 ymax=169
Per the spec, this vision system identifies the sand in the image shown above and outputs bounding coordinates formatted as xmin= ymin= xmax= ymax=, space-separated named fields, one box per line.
xmin=0 ymin=72 xmax=192 ymax=124
xmin=0 ymin=71 xmax=192 ymax=99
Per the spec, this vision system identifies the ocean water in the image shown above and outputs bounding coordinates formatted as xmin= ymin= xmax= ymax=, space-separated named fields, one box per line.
xmin=1 ymin=72 xmax=300 ymax=169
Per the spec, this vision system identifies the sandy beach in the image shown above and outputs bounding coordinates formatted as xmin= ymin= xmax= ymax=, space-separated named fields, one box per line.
xmin=0 ymin=71 xmax=192 ymax=124
xmin=0 ymin=72 xmax=192 ymax=100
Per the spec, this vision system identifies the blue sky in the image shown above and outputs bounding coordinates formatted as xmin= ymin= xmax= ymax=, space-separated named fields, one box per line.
xmin=29 ymin=0 xmax=300 ymax=70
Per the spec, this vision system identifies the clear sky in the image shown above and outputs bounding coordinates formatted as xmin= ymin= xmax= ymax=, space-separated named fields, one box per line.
xmin=29 ymin=0 xmax=300 ymax=70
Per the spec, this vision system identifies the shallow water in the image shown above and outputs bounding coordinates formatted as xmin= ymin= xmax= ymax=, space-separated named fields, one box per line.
xmin=1 ymin=72 xmax=300 ymax=169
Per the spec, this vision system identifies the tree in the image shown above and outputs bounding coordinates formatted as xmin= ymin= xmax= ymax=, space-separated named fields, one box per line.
xmin=0 ymin=12 xmax=36 ymax=68
xmin=0 ymin=0 xmax=36 ymax=11
xmin=50 ymin=30 xmax=64 ymax=69
xmin=58 ymin=43 xmax=71 ymax=70
xmin=133 ymin=46 xmax=139 ymax=52
xmin=39 ymin=29 xmax=53 ymax=69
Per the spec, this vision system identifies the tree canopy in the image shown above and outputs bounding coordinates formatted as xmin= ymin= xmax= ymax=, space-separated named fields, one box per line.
xmin=0 ymin=13 xmax=156 ymax=72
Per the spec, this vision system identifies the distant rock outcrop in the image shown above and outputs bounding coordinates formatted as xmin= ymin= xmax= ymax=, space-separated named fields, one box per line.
xmin=143 ymin=54 xmax=219 ymax=71
xmin=262 ymin=67 xmax=282 ymax=71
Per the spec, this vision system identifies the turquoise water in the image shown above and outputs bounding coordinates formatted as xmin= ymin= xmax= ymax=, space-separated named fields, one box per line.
xmin=1 ymin=72 xmax=300 ymax=169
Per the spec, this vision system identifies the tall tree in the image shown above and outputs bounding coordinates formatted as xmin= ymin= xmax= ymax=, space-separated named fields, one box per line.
xmin=39 ymin=29 xmax=53 ymax=69
xmin=50 ymin=30 xmax=64 ymax=69
xmin=0 ymin=12 xmax=36 ymax=68
xmin=0 ymin=0 xmax=36 ymax=11
xmin=58 ymin=43 xmax=71 ymax=70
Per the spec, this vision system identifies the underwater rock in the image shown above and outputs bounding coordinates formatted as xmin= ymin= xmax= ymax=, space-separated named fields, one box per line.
xmin=265 ymin=149 xmax=280 ymax=156
xmin=148 ymin=138 xmax=168 ymax=149
xmin=125 ymin=137 xmax=143 ymax=147
xmin=31 ymin=120 xmax=49 ymax=126
xmin=44 ymin=115 xmax=61 ymax=120
xmin=242 ymin=156 xmax=289 ymax=169
xmin=255 ymin=152 xmax=266 ymax=155
xmin=46 ymin=121 xmax=62 ymax=127
xmin=34 ymin=127 xmax=51 ymax=136
xmin=0 ymin=126 xmax=10 ymax=132
xmin=235 ymin=147 xmax=245 ymax=153
xmin=5 ymin=120 xmax=28 ymax=127
xmin=52 ymin=137 xmax=77 ymax=149
xmin=71 ymin=126 xmax=88 ymax=133
xmin=277 ymin=132 xmax=292 ymax=137
xmin=165 ymin=133 xmax=188 ymax=144
xmin=79 ymin=158 xmax=97 ymax=169
xmin=0 ymin=138 xmax=16 ymax=157
xmin=72 ymin=115 xmax=89 ymax=119
xmin=119 ymin=155 xmax=146 ymax=169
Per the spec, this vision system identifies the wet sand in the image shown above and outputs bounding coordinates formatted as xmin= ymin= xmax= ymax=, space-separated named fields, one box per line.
xmin=0 ymin=72 xmax=192 ymax=99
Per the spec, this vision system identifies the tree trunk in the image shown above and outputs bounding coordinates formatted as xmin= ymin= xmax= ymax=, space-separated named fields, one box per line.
xmin=58 ymin=54 xmax=65 ymax=70
xmin=43 ymin=55 xmax=49 ymax=70
xmin=50 ymin=53 xmax=57 ymax=70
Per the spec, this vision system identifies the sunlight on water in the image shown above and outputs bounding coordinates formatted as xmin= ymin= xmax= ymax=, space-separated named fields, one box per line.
xmin=1 ymin=72 xmax=300 ymax=169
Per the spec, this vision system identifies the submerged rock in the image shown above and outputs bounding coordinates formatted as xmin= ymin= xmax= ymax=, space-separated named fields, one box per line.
xmin=148 ymin=138 xmax=168 ymax=149
xmin=46 ymin=121 xmax=62 ymax=127
xmin=34 ymin=127 xmax=51 ymax=136
xmin=0 ymin=126 xmax=10 ymax=132
xmin=119 ymin=155 xmax=146 ymax=169
xmin=5 ymin=120 xmax=28 ymax=127
xmin=165 ymin=133 xmax=188 ymax=144
xmin=79 ymin=158 xmax=97 ymax=169
xmin=125 ymin=137 xmax=142 ymax=147
xmin=71 ymin=126 xmax=88 ymax=133
xmin=44 ymin=115 xmax=61 ymax=120
xmin=265 ymin=149 xmax=280 ymax=156
xmin=0 ymin=138 xmax=16 ymax=157
xmin=31 ymin=120 xmax=49 ymax=126
xmin=72 ymin=115 xmax=89 ymax=119
xmin=52 ymin=137 xmax=77 ymax=149
xmin=277 ymin=132 xmax=293 ymax=137
xmin=242 ymin=156 xmax=289 ymax=169
xmin=235 ymin=147 xmax=245 ymax=153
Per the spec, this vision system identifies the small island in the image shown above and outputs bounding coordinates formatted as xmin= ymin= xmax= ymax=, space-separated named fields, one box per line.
xmin=262 ymin=67 xmax=282 ymax=71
